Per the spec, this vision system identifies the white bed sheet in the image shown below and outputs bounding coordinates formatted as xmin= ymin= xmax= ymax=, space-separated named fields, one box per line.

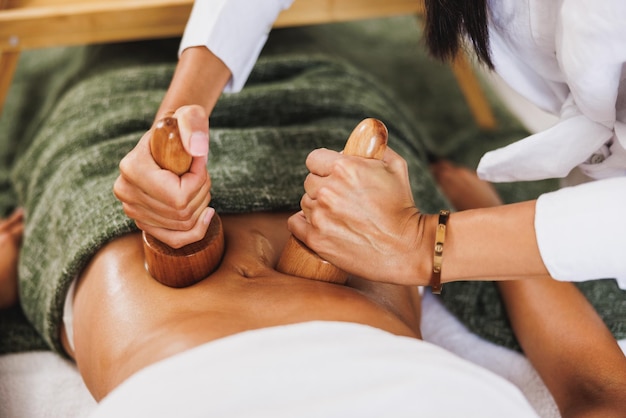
xmin=1 ymin=292 xmax=624 ymax=418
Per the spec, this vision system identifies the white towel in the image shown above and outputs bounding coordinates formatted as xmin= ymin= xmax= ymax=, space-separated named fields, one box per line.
xmin=90 ymin=321 xmax=538 ymax=418
xmin=3 ymin=304 xmax=625 ymax=418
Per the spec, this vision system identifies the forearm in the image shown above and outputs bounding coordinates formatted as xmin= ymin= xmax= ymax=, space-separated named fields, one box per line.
xmin=422 ymin=200 xmax=550 ymax=284
xmin=179 ymin=0 xmax=293 ymax=93
xmin=497 ymin=278 xmax=626 ymax=417
xmin=156 ymin=46 xmax=231 ymax=121
xmin=428 ymin=162 xmax=626 ymax=414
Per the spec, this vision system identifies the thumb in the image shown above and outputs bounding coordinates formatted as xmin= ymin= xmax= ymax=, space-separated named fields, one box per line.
xmin=286 ymin=211 xmax=309 ymax=244
xmin=174 ymin=105 xmax=210 ymax=158
xmin=382 ymin=147 xmax=408 ymax=173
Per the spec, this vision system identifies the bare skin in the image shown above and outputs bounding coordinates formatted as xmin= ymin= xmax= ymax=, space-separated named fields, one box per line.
xmin=3 ymin=48 xmax=226 ymax=312
xmin=289 ymin=147 xmax=549 ymax=285
xmin=114 ymin=47 xmax=232 ymax=248
xmin=0 ymin=208 xmax=23 ymax=309
xmin=4 ymin=159 xmax=625 ymax=417
xmin=99 ymin=46 xmax=428 ymax=403
xmin=65 ymin=211 xmax=422 ymax=401
xmin=102 ymin=50 xmax=426 ymax=403
xmin=431 ymin=161 xmax=626 ymax=418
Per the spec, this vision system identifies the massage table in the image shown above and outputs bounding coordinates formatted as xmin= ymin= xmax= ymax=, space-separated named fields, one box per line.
xmin=1 ymin=7 xmax=624 ymax=418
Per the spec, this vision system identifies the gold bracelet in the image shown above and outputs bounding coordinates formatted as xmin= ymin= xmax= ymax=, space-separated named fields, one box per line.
xmin=430 ymin=209 xmax=450 ymax=294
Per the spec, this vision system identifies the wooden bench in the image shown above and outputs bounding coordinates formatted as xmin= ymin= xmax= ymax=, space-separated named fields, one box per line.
xmin=0 ymin=0 xmax=495 ymax=128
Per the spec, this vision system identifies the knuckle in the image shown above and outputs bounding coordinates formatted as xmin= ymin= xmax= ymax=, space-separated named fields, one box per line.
xmin=165 ymin=194 xmax=188 ymax=212
xmin=122 ymin=204 xmax=137 ymax=219
xmin=188 ymin=105 xmax=205 ymax=119
xmin=112 ymin=178 xmax=128 ymax=201
xmin=118 ymin=154 xmax=134 ymax=174
xmin=176 ymin=204 xmax=196 ymax=222
xmin=300 ymin=195 xmax=309 ymax=210
xmin=177 ymin=104 xmax=207 ymax=127
xmin=189 ymin=228 xmax=206 ymax=243
xmin=329 ymin=159 xmax=348 ymax=176
xmin=396 ymin=157 xmax=409 ymax=172
xmin=177 ymin=217 xmax=196 ymax=231
xmin=315 ymin=187 xmax=335 ymax=207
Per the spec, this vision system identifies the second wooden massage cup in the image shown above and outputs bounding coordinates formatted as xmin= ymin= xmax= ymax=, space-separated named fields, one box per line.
xmin=142 ymin=117 xmax=224 ymax=288
xmin=276 ymin=118 xmax=389 ymax=284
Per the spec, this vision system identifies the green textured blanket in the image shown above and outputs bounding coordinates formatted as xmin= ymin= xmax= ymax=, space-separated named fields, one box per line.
xmin=3 ymin=40 xmax=446 ymax=354
xmin=1 ymin=17 xmax=624 ymax=356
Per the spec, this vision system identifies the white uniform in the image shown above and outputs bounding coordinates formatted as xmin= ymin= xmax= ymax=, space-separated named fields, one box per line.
xmin=180 ymin=0 xmax=626 ymax=286
xmin=179 ymin=0 xmax=294 ymax=92
xmin=479 ymin=0 xmax=626 ymax=287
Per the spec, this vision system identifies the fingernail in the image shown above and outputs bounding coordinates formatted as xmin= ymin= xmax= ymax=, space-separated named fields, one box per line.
xmin=203 ymin=207 xmax=215 ymax=225
xmin=190 ymin=132 xmax=209 ymax=157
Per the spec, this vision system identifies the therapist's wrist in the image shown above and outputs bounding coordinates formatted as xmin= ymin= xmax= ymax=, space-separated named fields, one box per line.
xmin=156 ymin=46 xmax=232 ymax=121
xmin=411 ymin=213 xmax=438 ymax=287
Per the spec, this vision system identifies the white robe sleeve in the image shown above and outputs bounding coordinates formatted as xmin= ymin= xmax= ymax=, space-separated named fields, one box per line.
xmin=535 ymin=177 xmax=626 ymax=289
xmin=179 ymin=0 xmax=295 ymax=92
xmin=479 ymin=0 xmax=626 ymax=183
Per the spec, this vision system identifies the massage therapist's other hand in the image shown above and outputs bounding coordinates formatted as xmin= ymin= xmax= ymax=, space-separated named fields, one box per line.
xmin=114 ymin=105 xmax=215 ymax=249
xmin=288 ymin=147 xmax=429 ymax=284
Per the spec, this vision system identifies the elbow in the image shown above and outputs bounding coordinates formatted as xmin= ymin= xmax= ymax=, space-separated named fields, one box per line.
xmin=559 ymin=380 xmax=626 ymax=418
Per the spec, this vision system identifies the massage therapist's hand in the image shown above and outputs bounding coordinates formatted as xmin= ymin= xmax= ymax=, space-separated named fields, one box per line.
xmin=114 ymin=105 xmax=214 ymax=249
xmin=288 ymin=147 xmax=430 ymax=284
xmin=115 ymin=45 xmax=230 ymax=249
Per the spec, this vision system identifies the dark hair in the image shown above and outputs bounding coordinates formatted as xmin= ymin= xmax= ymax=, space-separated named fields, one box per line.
xmin=423 ymin=0 xmax=494 ymax=69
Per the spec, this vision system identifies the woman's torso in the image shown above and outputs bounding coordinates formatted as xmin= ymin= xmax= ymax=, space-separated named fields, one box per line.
xmin=68 ymin=211 xmax=422 ymax=400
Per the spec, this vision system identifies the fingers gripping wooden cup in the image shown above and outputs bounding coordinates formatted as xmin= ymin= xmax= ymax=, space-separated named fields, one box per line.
xmin=142 ymin=117 xmax=225 ymax=288
xmin=276 ymin=118 xmax=388 ymax=284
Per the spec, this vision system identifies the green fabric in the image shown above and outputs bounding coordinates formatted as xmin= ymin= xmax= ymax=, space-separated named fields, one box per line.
xmin=0 ymin=42 xmax=177 ymax=354
xmin=439 ymin=280 xmax=626 ymax=352
xmin=261 ymin=17 xmax=558 ymax=205
xmin=3 ymin=41 xmax=446 ymax=354
xmin=0 ymin=305 xmax=49 ymax=354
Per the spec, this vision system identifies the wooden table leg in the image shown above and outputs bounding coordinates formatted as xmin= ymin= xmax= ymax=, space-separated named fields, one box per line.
xmin=450 ymin=51 xmax=497 ymax=130
xmin=0 ymin=50 xmax=20 ymax=116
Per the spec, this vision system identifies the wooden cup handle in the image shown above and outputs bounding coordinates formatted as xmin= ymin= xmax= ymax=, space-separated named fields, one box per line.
xmin=142 ymin=117 xmax=224 ymax=288
xmin=276 ymin=118 xmax=388 ymax=284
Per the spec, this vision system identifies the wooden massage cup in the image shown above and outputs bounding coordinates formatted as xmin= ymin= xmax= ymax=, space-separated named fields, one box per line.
xmin=142 ymin=117 xmax=225 ymax=288
xmin=276 ymin=118 xmax=388 ymax=284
